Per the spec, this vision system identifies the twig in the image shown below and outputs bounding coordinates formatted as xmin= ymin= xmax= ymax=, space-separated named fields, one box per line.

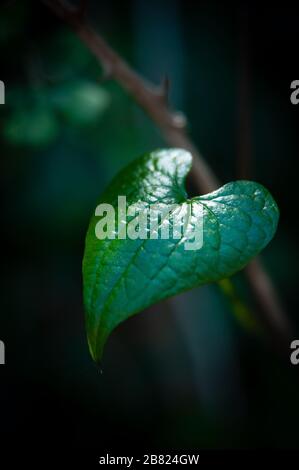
xmin=43 ymin=0 xmax=292 ymax=347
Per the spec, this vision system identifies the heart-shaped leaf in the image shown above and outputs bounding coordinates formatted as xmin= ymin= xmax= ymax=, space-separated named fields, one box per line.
xmin=83 ymin=149 xmax=279 ymax=362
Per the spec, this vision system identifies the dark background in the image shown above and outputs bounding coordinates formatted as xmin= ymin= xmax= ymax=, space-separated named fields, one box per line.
xmin=1 ymin=0 xmax=299 ymax=461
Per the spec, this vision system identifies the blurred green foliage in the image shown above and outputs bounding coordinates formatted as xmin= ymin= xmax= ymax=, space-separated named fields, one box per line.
xmin=4 ymin=80 xmax=110 ymax=147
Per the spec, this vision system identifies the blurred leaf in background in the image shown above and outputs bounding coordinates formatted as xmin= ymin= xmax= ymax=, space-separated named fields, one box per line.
xmin=3 ymin=80 xmax=110 ymax=147
xmin=50 ymin=80 xmax=110 ymax=126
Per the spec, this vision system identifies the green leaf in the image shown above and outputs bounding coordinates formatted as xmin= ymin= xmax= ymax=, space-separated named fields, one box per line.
xmin=83 ymin=149 xmax=279 ymax=362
